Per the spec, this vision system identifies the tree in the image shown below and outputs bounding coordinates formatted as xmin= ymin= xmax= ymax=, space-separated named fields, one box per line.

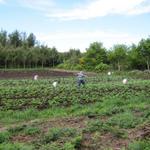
xmin=108 ymin=44 xmax=128 ymax=71
xmin=8 ymin=30 xmax=22 ymax=48
xmin=83 ymin=42 xmax=107 ymax=70
xmin=20 ymin=32 xmax=28 ymax=48
xmin=127 ymin=44 xmax=145 ymax=70
xmin=50 ymin=47 xmax=59 ymax=67
xmin=0 ymin=29 xmax=7 ymax=47
xmin=39 ymin=46 xmax=48 ymax=68
xmin=27 ymin=33 xmax=36 ymax=48
xmin=138 ymin=37 xmax=150 ymax=70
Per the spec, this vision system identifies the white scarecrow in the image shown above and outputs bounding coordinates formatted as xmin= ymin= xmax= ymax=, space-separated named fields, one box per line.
xmin=122 ymin=78 xmax=127 ymax=84
xmin=108 ymin=72 xmax=111 ymax=75
xmin=52 ymin=81 xmax=57 ymax=88
xmin=34 ymin=75 xmax=38 ymax=80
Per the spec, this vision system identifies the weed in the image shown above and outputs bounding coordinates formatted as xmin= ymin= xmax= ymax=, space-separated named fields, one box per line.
xmin=107 ymin=112 xmax=144 ymax=129
xmin=0 ymin=131 xmax=10 ymax=143
xmin=24 ymin=126 xmax=41 ymax=135
xmin=128 ymin=140 xmax=150 ymax=150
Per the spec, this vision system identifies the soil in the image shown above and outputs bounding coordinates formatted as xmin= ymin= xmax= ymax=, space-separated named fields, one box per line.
xmin=0 ymin=69 xmax=95 ymax=79
xmin=0 ymin=69 xmax=75 ymax=79
xmin=0 ymin=117 xmax=149 ymax=149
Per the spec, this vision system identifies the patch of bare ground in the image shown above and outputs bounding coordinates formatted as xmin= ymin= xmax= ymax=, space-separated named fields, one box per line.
xmin=1 ymin=116 xmax=149 ymax=149
xmin=40 ymin=116 xmax=89 ymax=133
xmin=79 ymin=121 xmax=150 ymax=150
xmin=0 ymin=116 xmax=93 ymax=133
xmin=0 ymin=116 xmax=89 ymax=144
xmin=0 ymin=115 xmax=108 ymax=133
xmin=0 ymin=69 xmax=96 ymax=79
xmin=129 ymin=122 xmax=150 ymax=140
xmin=11 ymin=134 xmax=35 ymax=143
xmin=81 ymin=132 xmax=129 ymax=150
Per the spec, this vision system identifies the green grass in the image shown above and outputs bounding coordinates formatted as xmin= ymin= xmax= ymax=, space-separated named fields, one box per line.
xmin=0 ymin=73 xmax=150 ymax=149
xmin=0 ymin=143 xmax=34 ymax=150
xmin=128 ymin=140 xmax=150 ymax=150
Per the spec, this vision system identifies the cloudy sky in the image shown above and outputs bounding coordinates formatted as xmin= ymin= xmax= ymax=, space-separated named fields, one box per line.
xmin=0 ymin=0 xmax=150 ymax=52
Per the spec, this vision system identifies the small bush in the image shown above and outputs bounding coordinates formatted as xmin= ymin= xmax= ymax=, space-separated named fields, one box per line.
xmin=24 ymin=126 xmax=41 ymax=135
xmin=72 ymin=136 xmax=82 ymax=149
xmin=84 ymin=120 xmax=103 ymax=132
xmin=107 ymin=112 xmax=143 ymax=129
xmin=42 ymin=128 xmax=77 ymax=144
xmin=8 ymin=125 xmax=27 ymax=135
xmin=107 ymin=126 xmax=127 ymax=138
xmin=0 ymin=143 xmax=33 ymax=150
xmin=128 ymin=140 xmax=150 ymax=150
xmin=39 ymin=143 xmax=61 ymax=150
xmin=63 ymin=142 xmax=75 ymax=150
xmin=0 ymin=131 xmax=10 ymax=143
xmin=95 ymin=63 xmax=109 ymax=72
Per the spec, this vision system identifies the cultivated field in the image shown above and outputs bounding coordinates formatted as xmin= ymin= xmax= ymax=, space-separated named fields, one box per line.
xmin=0 ymin=70 xmax=150 ymax=150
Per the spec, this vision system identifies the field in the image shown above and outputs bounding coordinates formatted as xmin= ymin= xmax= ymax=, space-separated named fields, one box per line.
xmin=0 ymin=70 xmax=150 ymax=150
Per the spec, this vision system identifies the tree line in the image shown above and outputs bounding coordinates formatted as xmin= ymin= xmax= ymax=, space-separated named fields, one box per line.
xmin=0 ymin=29 xmax=150 ymax=71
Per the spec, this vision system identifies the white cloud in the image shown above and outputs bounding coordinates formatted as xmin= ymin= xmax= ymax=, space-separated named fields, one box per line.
xmin=17 ymin=0 xmax=150 ymax=20
xmin=0 ymin=0 xmax=5 ymax=4
xmin=46 ymin=0 xmax=150 ymax=20
xmin=18 ymin=0 xmax=55 ymax=11
xmin=36 ymin=30 xmax=143 ymax=52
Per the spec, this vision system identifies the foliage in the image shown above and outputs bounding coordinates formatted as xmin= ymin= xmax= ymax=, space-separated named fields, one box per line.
xmin=108 ymin=44 xmax=128 ymax=71
xmin=24 ymin=126 xmax=41 ymax=135
xmin=0 ymin=72 xmax=150 ymax=149
xmin=107 ymin=112 xmax=144 ymax=129
xmin=95 ymin=63 xmax=109 ymax=72
xmin=138 ymin=37 xmax=150 ymax=70
xmin=0 ymin=143 xmax=33 ymax=150
xmin=82 ymin=42 xmax=107 ymax=70
xmin=128 ymin=140 xmax=150 ymax=150
xmin=42 ymin=128 xmax=77 ymax=144
xmin=1 ymin=29 xmax=150 ymax=71
xmin=0 ymin=131 xmax=10 ymax=143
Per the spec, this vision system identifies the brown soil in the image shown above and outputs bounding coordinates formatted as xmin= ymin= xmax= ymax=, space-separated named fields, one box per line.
xmin=0 ymin=69 xmax=75 ymax=79
xmin=129 ymin=123 xmax=150 ymax=140
xmin=0 ymin=69 xmax=95 ymax=79
xmin=81 ymin=132 xmax=129 ymax=150
xmin=11 ymin=134 xmax=34 ymax=143
xmin=1 ymin=117 xmax=149 ymax=149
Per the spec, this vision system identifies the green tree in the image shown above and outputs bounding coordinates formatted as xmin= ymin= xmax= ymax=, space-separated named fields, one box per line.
xmin=108 ymin=44 xmax=128 ymax=71
xmin=127 ymin=44 xmax=145 ymax=70
xmin=0 ymin=29 xmax=7 ymax=47
xmin=138 ymin=37 xmax=150 ymax=70
xmin=8 ymin=30 xmax=22 ymax=48
xmin=83 ymin=42 xmax=107 ymax=70
xmin=27 ymin=33 xmax=36 ymax=48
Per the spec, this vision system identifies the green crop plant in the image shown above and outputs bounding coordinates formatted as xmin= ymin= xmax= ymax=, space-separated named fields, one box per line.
xmin=0 ymin=131 xmax=10 ymax=143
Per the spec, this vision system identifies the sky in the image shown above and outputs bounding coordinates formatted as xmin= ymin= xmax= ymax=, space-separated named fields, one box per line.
xmin=0 ymin=0 xmax=150 ymax=52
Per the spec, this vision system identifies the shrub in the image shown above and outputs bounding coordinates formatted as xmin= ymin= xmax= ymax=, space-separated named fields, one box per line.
xmin=42 ymin=128 xmax=77 ymax=144
xmin=128 ymin=140 xmax=150 ymax=150
xmin=0 ymin=131 xmax=10 ymax=143
xmin=72 ymin=136 xmax=82 ymax=149
xmin=0 ymin=143 xmax=33 ymax=150
xmin=84 ymin=120 xmax=103 ymax=132
xmin=95 ymin=63 xmax=109 ymax=72
xmin=63 ymin=142 xmax=75 ymax=150
xmin=8 ymin=125 xmax=27 ymax=135
xmin=24 ymin=126 xmax=41 ymax=135
xmin=39 ymin=143 xmax=61 ymax=150
xmin=107 ymin=112 xmax=143 ymax=129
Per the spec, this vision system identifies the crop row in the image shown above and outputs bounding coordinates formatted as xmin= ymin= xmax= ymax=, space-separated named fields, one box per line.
xmin=1 ymin=79 xmax=150 ymax=110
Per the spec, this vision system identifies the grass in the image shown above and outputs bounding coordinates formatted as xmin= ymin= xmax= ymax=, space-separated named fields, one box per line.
xmin=0 ymin=72 xmax=150 ymax=149
xmin=128 ymin=140 xmax=150 ymax=150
